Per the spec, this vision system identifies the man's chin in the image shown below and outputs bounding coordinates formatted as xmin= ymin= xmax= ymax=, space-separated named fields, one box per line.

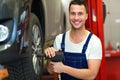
xmin=72 ymin=26 xmax=81 ymax=30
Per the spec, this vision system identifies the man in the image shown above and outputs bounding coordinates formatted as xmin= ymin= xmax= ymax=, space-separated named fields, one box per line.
xmin=45 ymin=0 xmax=102 ymax=80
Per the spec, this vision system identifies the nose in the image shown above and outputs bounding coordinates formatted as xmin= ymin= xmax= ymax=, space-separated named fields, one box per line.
xmin=74 ymin=14 xmax=79 ymax=20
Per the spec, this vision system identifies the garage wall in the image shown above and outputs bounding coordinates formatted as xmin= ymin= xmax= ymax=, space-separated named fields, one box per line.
xmin=103 ymin=0 xmax=120 ymax=49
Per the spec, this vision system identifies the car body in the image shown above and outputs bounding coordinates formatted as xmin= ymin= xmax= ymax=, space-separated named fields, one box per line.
xmin=0 ymin=0 xmax=65 ymax=63
xmin=0 ymin=0 xmax=66 ymax=79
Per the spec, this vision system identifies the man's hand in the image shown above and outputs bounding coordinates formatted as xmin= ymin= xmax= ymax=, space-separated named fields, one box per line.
xmin=45 ymin=47 xmax=63 ymax=74
xmin=50 ymin=61 xmax=64 ymax=73
xmin=44 ymin=47 xmax=56 ymax=58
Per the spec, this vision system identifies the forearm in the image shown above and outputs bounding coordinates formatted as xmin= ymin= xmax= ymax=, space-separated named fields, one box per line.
xmin=62 ymin=65 xmax=96 ymax=80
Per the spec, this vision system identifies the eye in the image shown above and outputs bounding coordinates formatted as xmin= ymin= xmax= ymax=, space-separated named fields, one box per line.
xmin=70 ymin=12 xmax=76 ymax=16
xmin=78 ymin=12 xmax=83 ymax=16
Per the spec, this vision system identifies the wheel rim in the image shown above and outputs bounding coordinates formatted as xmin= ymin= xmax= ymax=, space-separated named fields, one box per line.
xmin=32 ymin=24 xmax=42 ymax=75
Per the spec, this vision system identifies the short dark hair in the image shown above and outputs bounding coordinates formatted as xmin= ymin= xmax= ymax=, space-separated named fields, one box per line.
xmin=69 ymin=0 xmax=88 ymax=13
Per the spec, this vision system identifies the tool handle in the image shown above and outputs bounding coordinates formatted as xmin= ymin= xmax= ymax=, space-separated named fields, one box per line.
xmin=37 ymin=52 xmax=64 ymax=62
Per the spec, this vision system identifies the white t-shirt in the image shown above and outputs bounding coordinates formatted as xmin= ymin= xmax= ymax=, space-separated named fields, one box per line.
xmin=53 ymin=30 xmax=102 ymax=60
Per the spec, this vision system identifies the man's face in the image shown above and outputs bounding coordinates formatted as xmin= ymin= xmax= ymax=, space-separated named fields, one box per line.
xmin=69 ymin=4 xmax=88 ymax=30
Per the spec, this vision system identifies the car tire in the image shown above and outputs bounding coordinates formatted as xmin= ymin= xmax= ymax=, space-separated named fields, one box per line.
xmin=4 ymin=13 xmax=44 ymax=80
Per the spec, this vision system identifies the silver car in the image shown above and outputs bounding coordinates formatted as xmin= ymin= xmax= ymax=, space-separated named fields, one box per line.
xmin=0 ymin=0 xmax=66 ymax=79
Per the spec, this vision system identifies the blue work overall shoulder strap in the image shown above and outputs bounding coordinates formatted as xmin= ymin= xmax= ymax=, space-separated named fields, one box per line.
xmin=82 ymin=32 xmax=92 ymax=53
xmin=61 ymin=32 xmax=93 ymax=53
xmin=61 ymin=33 xmax=66 ymax=52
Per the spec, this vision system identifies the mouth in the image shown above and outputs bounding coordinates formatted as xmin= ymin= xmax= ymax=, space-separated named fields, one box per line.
xmin=74 ymin=21 xmax=80 ymax=25
xmin=73 ymin=20 xmax=82 ymax=26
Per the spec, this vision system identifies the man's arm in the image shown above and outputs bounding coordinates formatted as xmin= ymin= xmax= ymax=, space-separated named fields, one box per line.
xmin=51 ymin=59 xmax=101 ymax=80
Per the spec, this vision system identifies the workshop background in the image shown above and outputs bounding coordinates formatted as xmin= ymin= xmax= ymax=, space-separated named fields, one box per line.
xmin=1 ymin=0 xmax=120 ymax=80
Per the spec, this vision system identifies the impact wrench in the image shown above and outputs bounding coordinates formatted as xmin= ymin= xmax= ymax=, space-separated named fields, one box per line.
xmin=37 ymin=52 xmax=64 ymax=80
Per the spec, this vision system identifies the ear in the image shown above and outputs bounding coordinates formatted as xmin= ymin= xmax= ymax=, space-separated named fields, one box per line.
xmin=85 ymin=13 xmax=88 ymax=20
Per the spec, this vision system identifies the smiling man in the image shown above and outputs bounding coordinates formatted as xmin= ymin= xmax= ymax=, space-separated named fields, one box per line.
xmin=45 ymin=0 xmax=102 ymax=80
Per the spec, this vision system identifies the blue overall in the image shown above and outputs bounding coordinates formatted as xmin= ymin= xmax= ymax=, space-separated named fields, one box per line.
xmin=60 ymin=32 xmax=92 ymax=80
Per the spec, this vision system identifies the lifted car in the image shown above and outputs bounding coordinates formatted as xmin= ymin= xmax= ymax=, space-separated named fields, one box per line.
xmin=0 ymin=0 xmax=66 ymax=80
